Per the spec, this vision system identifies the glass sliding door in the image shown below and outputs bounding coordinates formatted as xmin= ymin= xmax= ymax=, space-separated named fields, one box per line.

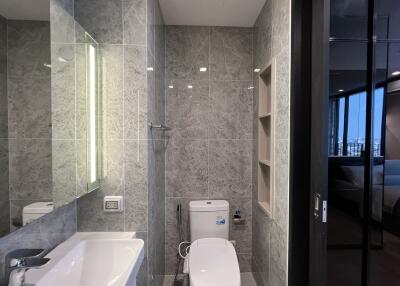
xmin=327 ymin=1 xmax=369 ymax=284
xmin=328 ymin=1 xmax=400 ymax=285
xmin=369 ymin=1 xmax=400 ymax=285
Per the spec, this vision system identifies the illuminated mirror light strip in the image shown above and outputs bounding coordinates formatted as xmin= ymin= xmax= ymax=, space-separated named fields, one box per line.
xmin=89 ymin=44 xmax=97 ymax=183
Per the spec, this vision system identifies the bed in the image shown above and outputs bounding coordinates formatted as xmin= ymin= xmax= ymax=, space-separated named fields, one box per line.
xmin=329 ymin=159 xmax=400 ymax=220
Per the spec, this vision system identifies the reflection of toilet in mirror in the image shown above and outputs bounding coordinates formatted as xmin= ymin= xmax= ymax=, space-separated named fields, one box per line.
xmin=185 ymin=200 xmax=241 ymax=286
xmin=22 ymin=202 xmax=54 ymax=226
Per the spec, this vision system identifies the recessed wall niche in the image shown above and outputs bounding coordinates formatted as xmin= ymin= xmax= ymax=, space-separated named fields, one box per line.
xmin=257 ymin=59 xmax=276 ymax=216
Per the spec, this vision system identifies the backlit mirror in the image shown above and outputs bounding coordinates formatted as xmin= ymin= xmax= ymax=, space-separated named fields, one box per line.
xmin=0 ymin=0 xmax=102 ymax=237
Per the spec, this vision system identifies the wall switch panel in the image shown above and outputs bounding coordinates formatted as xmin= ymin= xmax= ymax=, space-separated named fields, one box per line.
xmin=104 ymin=196 xmax=124 ymax=212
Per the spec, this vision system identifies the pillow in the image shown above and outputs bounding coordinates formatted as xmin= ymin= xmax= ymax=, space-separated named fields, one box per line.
xmin=341 ymin=166 xmax=364 ymax=186
xmin=341 ymin=165 xmax=383 ymax=186
xmin=385 ymin=160 xmax=400 ymax=175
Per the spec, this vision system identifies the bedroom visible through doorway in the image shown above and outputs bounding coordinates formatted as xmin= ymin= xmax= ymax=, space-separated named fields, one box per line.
xmin=326 ymin=1 xmax=400 ymax=285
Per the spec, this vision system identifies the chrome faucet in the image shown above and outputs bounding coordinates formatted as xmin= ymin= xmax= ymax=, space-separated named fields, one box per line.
xmin=6 ymin=249 xmax=50 ymax=286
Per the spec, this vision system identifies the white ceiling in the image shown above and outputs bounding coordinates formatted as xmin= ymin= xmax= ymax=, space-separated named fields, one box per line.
xmin=159 ymin=0 xmax=266 ymax=27
xmin=0 ymin=0 xmax=49 ymax=21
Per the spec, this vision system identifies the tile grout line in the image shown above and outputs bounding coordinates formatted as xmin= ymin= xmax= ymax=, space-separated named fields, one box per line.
xmin=251 ymin=26 xmax=256 ymax=259
xmin=163 ymin=23 xmax=168 ymax=274
xmin=122 ymin=33 xmax=126 ymax=232
xmin=145 ymin=1 xmax=150 ymax=282
xmin=73 ymin=11 xmax=78 ymax=200
xmin=6 ymin=16 xmax=11 ymax=232
xmin=207 ymin=26 xmax=211 ymax=200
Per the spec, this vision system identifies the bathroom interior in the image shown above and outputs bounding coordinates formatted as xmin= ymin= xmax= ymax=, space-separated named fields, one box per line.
xmin=0 ymin=0 xmax=291 ymax=285
xmin=2 ymin=0 xmax=400 ymax=285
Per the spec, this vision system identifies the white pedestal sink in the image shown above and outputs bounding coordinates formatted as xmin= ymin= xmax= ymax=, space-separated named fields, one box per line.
xmin=24 ymin=232 xmax=144 ymax=286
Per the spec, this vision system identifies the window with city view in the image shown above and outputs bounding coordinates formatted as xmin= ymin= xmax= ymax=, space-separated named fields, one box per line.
xmin=329 ymin=87 xmax=384 ymax=157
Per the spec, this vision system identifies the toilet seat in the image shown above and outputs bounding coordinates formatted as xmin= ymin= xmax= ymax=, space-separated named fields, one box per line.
xmin=188 ymin=238 xmax=241 ymax=286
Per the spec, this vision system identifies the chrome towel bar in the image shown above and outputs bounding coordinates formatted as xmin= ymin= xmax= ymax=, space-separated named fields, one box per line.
xmin=148 ymin=122 xmax=171 ymax=131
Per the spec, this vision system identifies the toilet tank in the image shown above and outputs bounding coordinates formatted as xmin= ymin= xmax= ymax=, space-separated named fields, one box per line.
xmin=23 ymin=202 xmax=54 ymax=226
xmin=189 ymin=200 xmax=229 ymax=241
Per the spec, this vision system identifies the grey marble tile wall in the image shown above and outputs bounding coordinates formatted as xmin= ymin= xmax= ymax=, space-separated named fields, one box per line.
xmin=0 ymin=16 xmax=8 ymax=237
xmin=252 ymin=0 xmax=291 ymax=286
xmin=0 ymin=17 xmax=7 ymax=140
xmin=5 ymin=20 xmax=52 ymax=231
xmin=0 ymin=201 xmax=77 ymax=285
xmin=164 ymin=26 xmax=254 ymax=274
xmin=74 ymin=0 xmax=166 ymax=285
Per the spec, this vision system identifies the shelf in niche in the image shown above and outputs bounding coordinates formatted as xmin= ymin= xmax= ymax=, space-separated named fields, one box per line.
xmin=258 ymin=117 xmax=271 ymax=165
xmin=258 ymin=163 xmax=271 ymax=216
xmin=259 ymin=159 xmax=271 ymax=167
xmin=257 ymin=58 xmax=275 ymax=218
xmin=258 ymin=201 xmax=272 ymax=217
xmin=258 ymin=113 xmax=271 ymax=119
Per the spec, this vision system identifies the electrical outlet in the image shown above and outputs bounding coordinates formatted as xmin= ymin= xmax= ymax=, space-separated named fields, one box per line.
xmin=104 ymin=196 xmax=124 ymax=212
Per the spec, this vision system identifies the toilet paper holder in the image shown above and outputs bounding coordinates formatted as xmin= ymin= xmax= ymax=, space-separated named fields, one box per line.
xmin=233 ymin=210 xmax=245 ymax=224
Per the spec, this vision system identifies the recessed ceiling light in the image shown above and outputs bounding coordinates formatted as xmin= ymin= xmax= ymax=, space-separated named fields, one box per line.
xmin=58 ymin=57 xmax=67 ymax=63
xmin=147 ymin=67 xmax=154 ymax=71
xmin=188 ymin=85 xmax=193 ymax=89
xmin=199 ymin=67 xmax=207 ymax=72
xmin=338 ymin=89 xmax=344 ymax=92
xmin=392 ymin=71 xmax=400 ymax=76
xmin=248 ymin=86 xmax=254 ymax=90
xmin=168 ymin=85 xmax=174 ymax=89
xmin=254 ymin=68 xmax=261 ymax=73
xmin=43 ymin=63 xmax=52 ymax=68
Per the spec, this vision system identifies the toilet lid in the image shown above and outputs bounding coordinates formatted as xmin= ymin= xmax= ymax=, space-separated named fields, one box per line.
xmin=189 ymin=238 xmax=241 ymax=286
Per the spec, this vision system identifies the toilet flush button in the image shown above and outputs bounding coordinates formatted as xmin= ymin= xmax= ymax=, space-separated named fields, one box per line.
xmin=104 ymin=196 xmax=124 ymax=212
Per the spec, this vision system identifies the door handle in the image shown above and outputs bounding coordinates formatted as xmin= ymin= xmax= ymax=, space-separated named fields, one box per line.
xmin=314 ymin=193 xmax=327 ymax=223
xmin=314 ymin=193 xmax=320 ymax=219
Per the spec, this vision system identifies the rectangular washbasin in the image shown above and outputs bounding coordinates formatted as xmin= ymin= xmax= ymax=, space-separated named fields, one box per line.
xmin=24 ymin=232 xmax=144 ymax=286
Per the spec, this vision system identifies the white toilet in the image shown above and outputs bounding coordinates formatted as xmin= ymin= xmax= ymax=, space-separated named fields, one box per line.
xmin=187 ymin=200 xmax=241 ymax=286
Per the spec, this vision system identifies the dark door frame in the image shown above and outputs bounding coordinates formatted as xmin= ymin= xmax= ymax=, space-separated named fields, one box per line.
xmin=289 ymin=0 xmax=330 ymax=285
xmin=308 ymin=0 xmax=331 ymax=285
xmin=361 ymin=0 xmax=377 ymax=284
xmin=288 ymin=0 xmax=312 ymax=285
